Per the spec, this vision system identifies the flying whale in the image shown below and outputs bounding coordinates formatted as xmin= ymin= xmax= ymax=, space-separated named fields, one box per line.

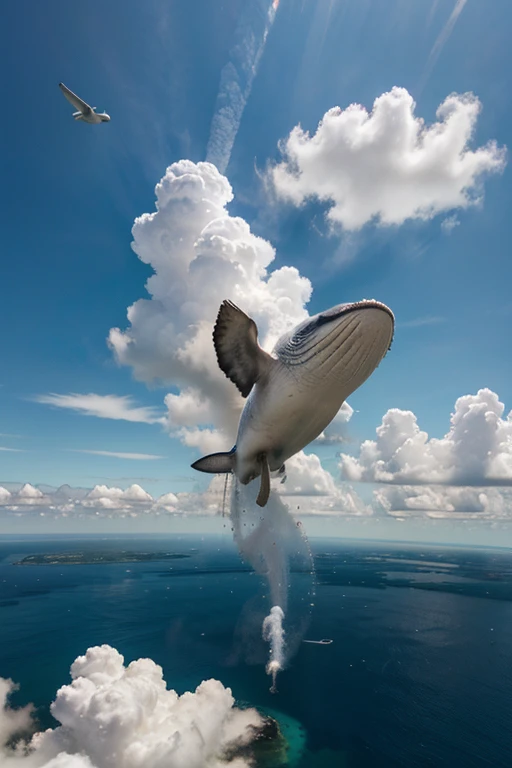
xmin=191 ymin=299 xmax=394 ymax=507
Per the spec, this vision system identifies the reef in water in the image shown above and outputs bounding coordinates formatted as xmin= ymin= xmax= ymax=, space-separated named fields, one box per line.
xmin=225 ymin=704 xmax=307 ymax=766
xmin=222 ymin=714 xmax=289 ymax=766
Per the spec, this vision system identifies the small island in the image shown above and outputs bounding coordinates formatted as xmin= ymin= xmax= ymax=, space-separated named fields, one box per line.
xmin=224 ymin=715 xmax=290 ymax=767
xmin=13 ymin=551 xmax=192 ymax=566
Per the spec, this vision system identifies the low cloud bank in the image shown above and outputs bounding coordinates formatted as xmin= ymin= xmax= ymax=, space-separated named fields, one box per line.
xmin=0 ymin=450 xmax=368 ymax=520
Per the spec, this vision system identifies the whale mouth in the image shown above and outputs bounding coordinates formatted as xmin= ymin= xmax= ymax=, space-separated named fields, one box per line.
xmin=313 ymin=299 xmax=394 ymax=352
xmin=274 ymin=299 xmax=394 ymax=392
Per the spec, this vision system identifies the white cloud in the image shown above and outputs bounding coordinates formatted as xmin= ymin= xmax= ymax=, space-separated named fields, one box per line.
xmin=108 ymin=160 xmax=312 ymax=452
xmin=375 ymin=485 xmax=512 ymax=521
xmin=0 ymin=447 xmax=23 ymax=453
xmin=340 ymin=388 xmax=512 ymax=486
xmin=0 ymin=476 xmax=240 ymax=519
xmin=0 ymin=484 xmax=51 ymax=509
xmin=281 ymin=452 xmax=339 ymax=496
xmin=155 ymin=491 xmax=180 ymax=508
xmin=1 ymin=645 xmax=265 ymax=768
xmin=34 ymin=394 xmax=164 ymax=425
xmin=0 ymin=458 xmax=369 ymax=520
xmin=271 ymin=87 xmax=506 ymax=231
xmin=83 ymin=484 xmax=154 ymax=509
xmin=0 ymin=677 xmax=34 ymax=749
xmin=0 ymin=487 xmax=12 ymax=503
xmin=441 ymin=214 xmax=460 ymax=234
xmin=277 ymin=451 xmax=371 ymax=517
xmin=74 ymin=451 xmax=166 ymax=461
xmin=314 ymin=402 xmax=353 ymax=444
xmin=0 ymin=482 xmax=159 ymax=518
xmin=18 ymin=484 xmax=44 ymax=499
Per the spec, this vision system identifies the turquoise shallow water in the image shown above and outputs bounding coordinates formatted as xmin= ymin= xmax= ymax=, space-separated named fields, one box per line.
xmin=1 ymin=534 xmax=512 ymax=767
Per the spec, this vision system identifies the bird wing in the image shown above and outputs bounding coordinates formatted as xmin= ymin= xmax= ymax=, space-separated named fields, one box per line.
xmin=213 ymin=300 xmax=274 ymax=398
xmin=59 ymin=83 xmax=91 ymax=113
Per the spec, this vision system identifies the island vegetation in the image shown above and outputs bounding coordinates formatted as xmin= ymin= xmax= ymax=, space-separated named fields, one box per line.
xmin=14 ymin=551 xmax=192 ymax=566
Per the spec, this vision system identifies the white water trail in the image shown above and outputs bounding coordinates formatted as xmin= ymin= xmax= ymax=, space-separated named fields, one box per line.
xmin=230 ymin=477 xmax=314 ymax=692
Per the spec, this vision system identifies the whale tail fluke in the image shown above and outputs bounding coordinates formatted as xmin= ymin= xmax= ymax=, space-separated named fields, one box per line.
xmin=191 ymin=447 xmax=236 ymax=474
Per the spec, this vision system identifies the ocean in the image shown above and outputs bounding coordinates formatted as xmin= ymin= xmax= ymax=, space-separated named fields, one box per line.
xmin=1 ymin=534 xmax=511 ymax=767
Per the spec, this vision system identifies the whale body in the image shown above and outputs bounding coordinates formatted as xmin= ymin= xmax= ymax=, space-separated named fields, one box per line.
xmin=191 ymin=299 xmax=394 ymax=506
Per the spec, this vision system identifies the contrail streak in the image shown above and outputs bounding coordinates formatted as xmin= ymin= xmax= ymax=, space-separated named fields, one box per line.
xmin=419 ymin=0 xmax=468 ymax=92
xmin=206 ymin=0 xmax=280 ymax=173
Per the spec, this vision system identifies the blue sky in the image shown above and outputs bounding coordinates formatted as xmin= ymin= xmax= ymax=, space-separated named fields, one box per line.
xmin=2 ymin=0 xmax=511 ymax=540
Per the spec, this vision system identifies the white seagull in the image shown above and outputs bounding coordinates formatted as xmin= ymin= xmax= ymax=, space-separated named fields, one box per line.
xmin=59 ymin=82 xmax=110 ymax=124
xmin=192 ymin=299 xmax=394 ymax=507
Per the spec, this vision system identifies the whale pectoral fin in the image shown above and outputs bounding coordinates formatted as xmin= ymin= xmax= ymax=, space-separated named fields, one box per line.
xmin=213 ymin=300 xmax=274 ymax=398
xmin=256 ymin=454 xmax=270 ymax=507
xmin=191 ymin=448 xmax=236 ymax=474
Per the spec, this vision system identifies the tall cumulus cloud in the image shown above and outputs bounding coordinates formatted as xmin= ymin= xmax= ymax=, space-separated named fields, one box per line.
xmin=108 ymin=160 xmax=312 ymax=455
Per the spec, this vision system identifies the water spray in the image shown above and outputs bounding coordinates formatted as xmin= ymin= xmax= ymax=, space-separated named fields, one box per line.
xmin=230 ymin=478 xmax=314 ymax=692
xmin=262 ymin=606 xmax=285 ymax=693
